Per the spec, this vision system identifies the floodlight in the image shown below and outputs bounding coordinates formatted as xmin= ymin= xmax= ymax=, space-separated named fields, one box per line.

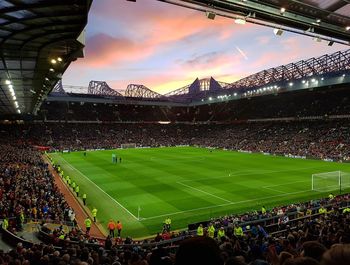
xmin=206 ymin=11 xmax=216 ymax=20
xmin=273 ymin=28 xmax=283 ymax=36
xmin=235 ymin=18 xmax=246 ymax=25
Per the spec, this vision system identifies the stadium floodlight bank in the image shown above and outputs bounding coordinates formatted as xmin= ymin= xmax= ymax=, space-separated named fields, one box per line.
xmin=312 ymin=171 xmax=350 ymax=193
xmin=121 ymin=143 xmax=136 ymax=149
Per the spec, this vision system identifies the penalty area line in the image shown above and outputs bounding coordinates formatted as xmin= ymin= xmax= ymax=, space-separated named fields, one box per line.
xmin=177 ymin=181 xmax=232 ymax=203
xmin=59 ymin=156 xmax=139 ymax=221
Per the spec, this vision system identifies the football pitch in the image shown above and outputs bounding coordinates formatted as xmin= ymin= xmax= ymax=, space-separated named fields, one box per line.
xmin=49 ymin=147 xmax=350 ymax=238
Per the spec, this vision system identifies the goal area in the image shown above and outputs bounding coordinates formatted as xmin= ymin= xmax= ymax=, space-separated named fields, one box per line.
xmin=312 ymin=171 xmax=350 ymax=192
xmin=121 ymin=143 xmax=136 ymax=149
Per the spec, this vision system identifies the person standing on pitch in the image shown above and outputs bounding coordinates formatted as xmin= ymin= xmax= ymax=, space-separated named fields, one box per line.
xmin=92 ymin=207 xmax=98 ymax=222
xmin=75 ymin=185 xmax=79 ymax=197
xmin=107 ymin=219 xmax=116 ymax=237
xmin=116 ymin=220 xmax=122 ymax=237
xmin=82 ymin=193 xmax=87 ymax=205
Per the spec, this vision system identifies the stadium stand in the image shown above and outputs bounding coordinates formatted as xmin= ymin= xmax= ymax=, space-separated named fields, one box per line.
xmin=2 ymin=61 xmax=350 ymax=265
xmin=1 ymin=119 xmax=349 ymax=162
xmin=2 ymin=84 xmax=350 ymax=263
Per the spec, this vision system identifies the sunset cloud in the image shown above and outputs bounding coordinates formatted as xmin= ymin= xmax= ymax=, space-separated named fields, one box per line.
xmin=63 ymin=0 xmax=346 ymax=94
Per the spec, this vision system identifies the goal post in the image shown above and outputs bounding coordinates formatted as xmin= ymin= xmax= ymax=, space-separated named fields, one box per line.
xmin=121 ymin=143 xmax=136 ymax=149
xmin=312 ymin=171 xmax=350 ymax=193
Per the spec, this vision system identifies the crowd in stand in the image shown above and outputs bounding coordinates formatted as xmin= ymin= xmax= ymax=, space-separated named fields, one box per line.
xmin=2 ymin=119 xmax=349 ymax=161
xmin=1 ymin=204 xmax=350 ymax=265
xmin=0 ymin=143 xmax=72 ymax=233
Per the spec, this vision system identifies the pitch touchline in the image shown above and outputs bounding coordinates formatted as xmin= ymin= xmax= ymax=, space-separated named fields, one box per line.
xmin=176 ymin=181 xmax=232 ymax=203
xmin=59 ymin=156 xmax=139 ymax=221
xmin=141 ymin=189 xmax=312 ymax=221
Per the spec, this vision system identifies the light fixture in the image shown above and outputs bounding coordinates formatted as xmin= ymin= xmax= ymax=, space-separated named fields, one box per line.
xmin=57 ymin=57 xmax=63 ymax=62
xmin=316 ymin=18 xmax=321 ymax=23
xmin=50 ymin=59 xmax=57 ymax=64
xmin=5 ymin=80 xmax=11 ymax=85
xmin=289 ymin=82 xmax=293 ymax=86
xmin=346 ymin=26 xmax=350 ymax=31
xmin=49 ymin=68 xmax=55 ymax=72
xmin=8 ymin=84 xmax=13 ymax=89
xmin=206 ymin=11 xmax=216 ymax=20
xmin=17 ymin=109 xmax=21 ymax=114
xmin=280 ymin=7 xmax=286 ymax=13
xmin=235 ymin=17 xmax=246 ymax=25
xmin=273 ymin=28 xmax=284 ymax=36
xmin=12 ymin=95 xmax=16 ymax=100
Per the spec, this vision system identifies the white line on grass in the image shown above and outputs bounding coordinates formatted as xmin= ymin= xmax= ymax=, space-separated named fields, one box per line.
xmin=181 ymin=165 xmax=329 ymax=183
xmin=176 ymin=181 xmax=232 ymax=203
xmin=263 ymin=180 xmax=310 ymax=188
xmin=141 ymin=189 xmax=312 ymax=221
xmin=262 ymin=180 xmax=311 ymax=194
xmin=261 ymin=186 xmax=287 ymax=194
xmin=59 ymin=156 xmax=139 ymax=221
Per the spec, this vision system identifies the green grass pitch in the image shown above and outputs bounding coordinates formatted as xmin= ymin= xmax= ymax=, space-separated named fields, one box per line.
xmin=49 ymin=147 xmax=350 ymax=238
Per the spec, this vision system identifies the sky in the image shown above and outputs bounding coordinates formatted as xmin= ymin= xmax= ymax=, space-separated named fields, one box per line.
xmin=62 ymin=0 xmax=345 ymax=94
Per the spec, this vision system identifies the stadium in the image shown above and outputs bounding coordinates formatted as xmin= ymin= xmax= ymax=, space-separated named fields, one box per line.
xmin=1 ymin=0 xmax=350 ymax=265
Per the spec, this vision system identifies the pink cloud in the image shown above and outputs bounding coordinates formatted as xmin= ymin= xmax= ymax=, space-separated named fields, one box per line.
xmin=79 ymin=34 xmax=156 ymax=68
xmin=249 ymin=35 xmax=343 ymax=72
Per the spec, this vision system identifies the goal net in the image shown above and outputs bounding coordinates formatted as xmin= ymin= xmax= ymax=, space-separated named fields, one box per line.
xmin=312 ymin=171 xmax=350 ymax=192
xmin=121 ymin=143 xmax=136 ymax=149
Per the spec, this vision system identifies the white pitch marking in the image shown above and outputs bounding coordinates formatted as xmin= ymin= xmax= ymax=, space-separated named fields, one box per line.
xmin=142 ymin=189 xmax=313 ymax=221
xmin=262 ymin=180 xmax=311 ymax=194
xmin=177 ymin=181 xmax=232 ymax=203
xmin=184 ymin=165 xmax=329 ymax=183
xmin=59 ymin=156 xmax=139 ymax=220
xmin=262 ymin=186 xmax=287 ymax=194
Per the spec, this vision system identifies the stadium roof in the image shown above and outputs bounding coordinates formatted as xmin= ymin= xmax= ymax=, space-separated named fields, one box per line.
xmin=159 ymin=0 xmax=350 ymax=45
xmin=0 ymin=0 xmax=92 ymax=115
xmin=48 ymin=49 xmax=350 ymax=105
